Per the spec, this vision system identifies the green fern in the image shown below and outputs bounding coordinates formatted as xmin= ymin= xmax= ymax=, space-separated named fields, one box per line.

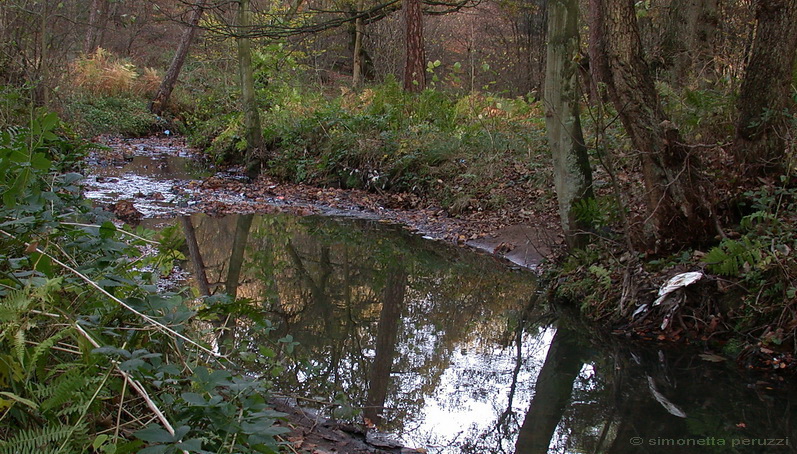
xmin=38 ymin=370 xmax=87 ymax=413
xmin=573 ymin=196 xmax=617 ymax=228
xmin=29 ymin=330 xmax=69 ymax=380
xmin=0 ymin=424 xmax=76 ymax=454
xmin=0 ymin=289 xmax=32 ymax=322
xmin=705 ymin=237 xmax=763 ymax=276
xmin=740 ymin=210 xmax=778 ymax=232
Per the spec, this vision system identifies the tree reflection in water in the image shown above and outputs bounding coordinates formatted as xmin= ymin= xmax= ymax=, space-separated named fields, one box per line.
xmin=171 ymin=213 xmax=797 ymax=454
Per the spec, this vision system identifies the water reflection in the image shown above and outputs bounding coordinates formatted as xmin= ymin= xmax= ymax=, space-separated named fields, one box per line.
xmin=171 ymin=212 xmax=797 ymax=453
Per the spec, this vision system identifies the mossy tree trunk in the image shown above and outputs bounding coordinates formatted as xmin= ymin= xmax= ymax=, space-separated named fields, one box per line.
xmin=734 ymin=0 xmax=797 ymax=174
xmin=237 ymin=0 xmax=264 ymax=178
xmin=544 ymin=0 xmax=594 ymax=250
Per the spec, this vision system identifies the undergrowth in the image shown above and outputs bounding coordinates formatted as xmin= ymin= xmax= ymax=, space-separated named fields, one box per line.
xmin=185 ymin=66 xmax=549 ymax=213
xmin=60 ymin=49 xmax=160 ymax=137
xmin=0 ymin=111 xmax=290 ymax=452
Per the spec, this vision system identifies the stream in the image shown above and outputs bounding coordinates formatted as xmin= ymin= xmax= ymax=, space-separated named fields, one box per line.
xmin=84 ymin=139 xmax=797 ymax=453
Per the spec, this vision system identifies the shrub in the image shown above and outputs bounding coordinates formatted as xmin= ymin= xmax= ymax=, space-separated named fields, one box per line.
xmin=65 ymin=96 xmax=156 ymax=137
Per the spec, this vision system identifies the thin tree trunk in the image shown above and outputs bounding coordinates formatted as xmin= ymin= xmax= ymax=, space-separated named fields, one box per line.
xmin=591 ymin=0 xmax=713 ymax=246
xmin=151 ymin=2 xmax=205 ymax=115
xmin=352 ymin=0 xmax=365 ymax=88
xmin=83 ymin=0 xmax=103 ymax=54
xmin=218 ymin=213 xmax=254 ymax=352
xmin=734 ymin=0 xmax=797 ymax=174
xmin=224 ymin=214 xmax=254 ymax=299
xmin=237 ymin=0 xmax=264 ymax=177
xmin=181 ymin=216 xmax=211 ymax=297
xmin=544 ymin=0 xmax=594 ymax=250
xmin=403 ymin=0 xmax=425 ymax=92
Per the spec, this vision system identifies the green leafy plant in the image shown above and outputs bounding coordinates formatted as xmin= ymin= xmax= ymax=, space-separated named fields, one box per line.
xmin=704 ymin=237 xmax=763 ymax=276
xmin=1 ymin=112 xmax=289 ymax=453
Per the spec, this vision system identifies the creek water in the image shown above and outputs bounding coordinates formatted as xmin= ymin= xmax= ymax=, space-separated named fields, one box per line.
xmin=84 ymin=144 xmax=797 ymax=453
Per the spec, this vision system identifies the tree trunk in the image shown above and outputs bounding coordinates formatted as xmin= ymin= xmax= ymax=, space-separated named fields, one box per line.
xmin=403 ymin=0 xmax=425 ymax=92
xmin=218 ymin=213 xmax=254 ymax=352
xmin=237 ymin=0 xmax=264 ymax=178
xmin=364 ymin=265 xmax=407 ymax=426
xmin=151 ymin=2 xmax=205 ymax=116
xmin=83 ymin=0 xmax=107 ymax=54
xmin=181 ymin=216 xmax=211 ymax=297
xmin=590 ymin=0 xmax=713 ymax=247
xmin=544 ymin=0 xmax=594 ymax=249
xmin=514 ymin=327 xmax=584 ymax=454
xmin=352 ymin=0 xmax=365 ymax=88
xmin=734 ymin=0 xmax=797 ymax=174
xmin=657 ymin=0 xmax=720 ymax=86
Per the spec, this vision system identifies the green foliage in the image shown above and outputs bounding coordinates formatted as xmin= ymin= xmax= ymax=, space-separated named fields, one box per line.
xmin=65 ymin=95 xmax=156 ymax=137
xmin=0 ymin=424 xmax=78 ymax=454
xmin=0 ymin=85 xmax=32 ymax=129
xmin=704 ymin=237 xmax=763 ymax=276
xmin=1 ymin=112 xmax=287 ymax=452
xmin=657 ymin=82 xmax=736 ymax=141
xmin=573 ymin=196 xmax=619 ymax=229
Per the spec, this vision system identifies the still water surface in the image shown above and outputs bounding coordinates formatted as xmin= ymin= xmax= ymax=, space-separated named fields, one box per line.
xmin=161 ymin=213 xmax=797 ymax=454
xmin=88 ymin=148 xmax=797 ymax=453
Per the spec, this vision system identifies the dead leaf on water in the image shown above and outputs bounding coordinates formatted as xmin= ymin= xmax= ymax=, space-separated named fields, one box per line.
xmin=699 ymin=353 xmax=726 ymax=362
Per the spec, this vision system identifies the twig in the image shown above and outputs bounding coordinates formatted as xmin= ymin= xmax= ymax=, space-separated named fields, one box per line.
xmin=59 ymin=222 xmax=160 ymax=244
xmin=115 ymin=375 xmax=128 ymax=442
xmin=73 ymin=323 xmax=178 ymax=438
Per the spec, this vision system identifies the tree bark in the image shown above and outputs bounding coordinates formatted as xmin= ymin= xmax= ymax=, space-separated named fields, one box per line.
xmin=403 ymin=0 xmax=425 ymax=92
xmin=352 ymin=0 xmax=365 ymax=87
xmin=181 ymin=216 xmax=211 ymax=297
xmin=590 ymin=0 xmax=713 ymax=246
xmin=544 ymin=0 xmax=594 ymax=249
xmin=83 ymin=0 xmax=107 ymax=54
xmin=237 ymin=0 xmax=265 ymax=178
xmin=661 ymin=0 xmax=719 ymax=86
xmin=150 ymin=2 xmax=205 ymax=116
xmin=734 ymin=0 xmax=797 ymax=174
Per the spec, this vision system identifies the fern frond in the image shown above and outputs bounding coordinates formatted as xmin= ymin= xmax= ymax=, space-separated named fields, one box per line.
xmin=13 ymin=328 xmax=26 ymax=367
xmin=39 ymin=370 xmax=87 ymax=413
xmin=705 ymin=237 xmax=763 ymax=276
xmin=31 ymin=277 xmax=65 ymax=304
xmin=30 ymin=329 xmax=70 ymax=380
xmin=0 ymin=424 xmax=75 ymax=454
xmin=0 ymin=290 xmax=32 ymax=323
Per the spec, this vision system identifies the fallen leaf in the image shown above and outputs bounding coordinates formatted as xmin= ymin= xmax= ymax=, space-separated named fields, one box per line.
xmin=699 ymin=353 xmax=726 ymax=363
